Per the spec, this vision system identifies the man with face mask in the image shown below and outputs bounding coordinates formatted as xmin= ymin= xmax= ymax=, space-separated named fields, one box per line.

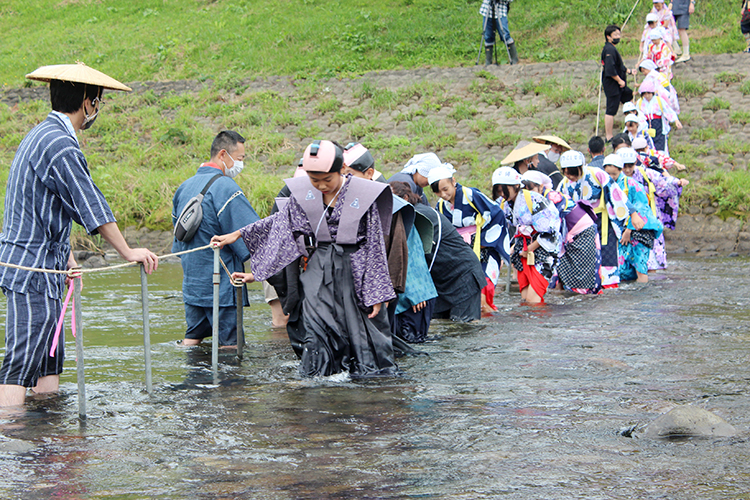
xmin=0 ymin=63 xmax=159 ymax=407
xmin=171 ymin=130 xmax=260 ymax=348
xmin=601 ymin=24 xmax=636 ymax=141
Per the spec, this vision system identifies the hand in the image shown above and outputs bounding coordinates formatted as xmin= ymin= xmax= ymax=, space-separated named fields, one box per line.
xmin=620 ymin=229 xmax=632 ymax=245
xmin=519 ymin=250 xmax=528 ymax=259
xmin=619 ymin=79 xmax=625 ymax=88
xmin=66 ymin=256 xmax=82 ymax=289
xmin=689 ymin=2 xmax=694 ymax=14
xmin=125 ymin=247 xmax=159 ymax=274
xmin=412 ymin=301 xmax=426 ymax=313
xmin=211 ymin=230 xmax=241 ymax=249
xmin=631 ymin=213 xmax=646 ymax=231
xmin=231 ymin=272 xmax=255 ymax=283
xmin=674 ymin=120 xmax=683 ymax=130
xmin=673 ymin=162 xmax=687 ymax=171
xmin=679 ymin=178 xmax=690 ymax=187
xmin=368 ymin=302 xmax=382 ymax=319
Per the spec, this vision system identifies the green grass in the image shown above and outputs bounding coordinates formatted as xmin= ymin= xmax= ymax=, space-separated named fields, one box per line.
xmin=730 ymin=111 xmax=750 ymax=125
xmin=683 ymin=170 xmax=750 ymax=218
xmin=741 ymin=81 xmax=750 ymax=96
xmin=715 ymin=72 xmax=746 ymax=84
xmin=0 ymin=0 xmax=743 ymax=89
xmin=703 ymin=97 xmax=731 ymax=111
xmin=569 ymin=100 xmax=598 ymax=118
xmin=448 ymin=101 xmax=478 ymax=122
xmin=673 ymin=79 xmax=709 ymax=98
xmin=690 ymin=126 xmax=727 ymax=141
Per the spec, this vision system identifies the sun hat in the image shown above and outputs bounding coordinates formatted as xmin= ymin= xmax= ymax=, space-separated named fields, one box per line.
xmin=649 ymin=27 xmax=665 ymax=40
xmin=638 ymin=59 xmax=658 ymax=72
xmin=492 ymin=167 xmax=522 ymax=186
xmin=501 ymin=141 xmax=550 ymax=165
xmin=402 ymin=152 xmax=444 ymax=178
xmin=427 ymin=165 xmax=456 ymax=185
xmin=623 ymin=102 xmax=638 ymax=113
xmin=343 ymin=143 xmax=375 ymax=173
xmin=603 ymin=154 xmax=624 ymax=169
xmin=560 ymin=150 xmax=585 ymax=169
xmin=624 ymin=115 xmax=640 ymax=124
xmin=639 ymin=80 xmax=656 ymax=94
xmin=26 ymin=61 xmax=131 ymax=91
xmin=521 ymin=170 xmax=553 ymax=190
xmin=532 ymin=135 xmax=571 ymax=151
xmin=302 ymin=140 xmax=343 ymax=172
xmin=632 ymin=137 xmax=649 ymax=150
xmin=646 ymin=13 xmax=659 ymax=22
xmin=617 ymin=147 xmax=638 ymax=165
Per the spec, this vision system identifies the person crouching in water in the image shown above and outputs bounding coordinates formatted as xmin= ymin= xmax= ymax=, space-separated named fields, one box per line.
xmin=429 ymin=166 xmax=511 ymax=313
xmin=342 ymin=144 xmax=438 ymax=344
xmin=602 ymin=154 xmax=664 ymax=283
xmin=212 ymin=140 xmax=398 ymax=378
xmin=491 ymin=167 xmax=561 ymax=304
xmin=558 ymin=150 xmax=631 ymax=289
xmin=521 ymin=170 xmax=602 ymax=295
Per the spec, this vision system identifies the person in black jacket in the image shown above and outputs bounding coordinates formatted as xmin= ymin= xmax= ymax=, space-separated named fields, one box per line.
xmin=601 ymin=24 xmax=636 ymax=141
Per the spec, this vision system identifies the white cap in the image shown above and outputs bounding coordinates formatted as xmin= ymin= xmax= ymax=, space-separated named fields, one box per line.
xmin=623 ymin=102 xmax=637 ymax=113
xmin=521 ymin=170 xmax=553 ymax=190
xmin=624 ymin=114 xmax=640 ymax=124
xmin=646 ymin=13 xmax=659 ymax=22
xmin=427 ymin=165 xmax=456 ymax=185
xmin=632 ymin=137 xmax=649 ymax=150
xmin=603 ymin=154 xmax=624 ymax=169
xmin=638 ymin=59 xmax=658 ymax=72
xmin=402 ymin=152 xmax=443 ymax=178
xmin=491 ymin=167 xmax=522 ymax=186
xmin=649 ymin=27 xmax=664 ymax=40
xmin=617 ymin=147 xmax=638 ymax=165
xmin=560 ymin=150 xmax=585 ymax=169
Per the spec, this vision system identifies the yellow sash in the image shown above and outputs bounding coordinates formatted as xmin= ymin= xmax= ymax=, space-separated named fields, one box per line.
xmin=636 ymin=166 xmax=658 ymax=216
xmin=592 ymin=185 xmax=610 ymax=245
xmin=438 ymin=186 xmax=485 ymax=258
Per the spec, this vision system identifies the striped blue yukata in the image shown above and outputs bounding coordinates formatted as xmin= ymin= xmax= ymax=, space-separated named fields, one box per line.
xmin=0 ymin=111 xmax=116 ymax=387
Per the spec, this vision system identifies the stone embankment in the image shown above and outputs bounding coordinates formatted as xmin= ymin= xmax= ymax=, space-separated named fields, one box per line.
xmin=5 ymin=53 xmax=750 ymax=263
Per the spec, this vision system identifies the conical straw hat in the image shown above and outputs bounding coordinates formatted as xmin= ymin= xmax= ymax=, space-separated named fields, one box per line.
xmin=500 ymin=141 xmax=550 ymax=165
xmin=26 ymin=61 xmax=131 ymax=91
xmin=533 ymin=135 xmax=571 ymax=151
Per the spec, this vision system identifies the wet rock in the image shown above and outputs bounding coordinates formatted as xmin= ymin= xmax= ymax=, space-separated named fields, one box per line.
xmin=82 ymin=255 xmax=108 ymax=269
xmin=0 ymin=437 xmax=35 ymax=453
xmin=644 ymin=406 xmax=736 ymax=439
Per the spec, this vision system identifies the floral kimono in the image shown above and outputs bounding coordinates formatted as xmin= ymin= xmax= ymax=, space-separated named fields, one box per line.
xmin=544 ymin=188 xmax=602 ymax=295
xmin=646 ymin=40 xmax=676 ymax=81
xmin=509 ymin=189 xmax=561 ymax=302
xmin=613 ymin=173 xmax=664 ymax=281
xmin=559 ymin=166 xmax=630 ymax=288
xmin=436 ymin=183 xmax=511 ymax=287
xmin=637 ymin=94 xmax=679 ymax=154
xmin=631 ymin=162 xmax=684 ymax=270
xmin=643 ymin=68 xmax=680 ymax=114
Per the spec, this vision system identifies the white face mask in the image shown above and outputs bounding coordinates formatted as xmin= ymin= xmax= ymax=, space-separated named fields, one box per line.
xmin=224 ymin=153 xmax=244 ymax=178
xmin=546 ymin=151 xmax=560 ymax=164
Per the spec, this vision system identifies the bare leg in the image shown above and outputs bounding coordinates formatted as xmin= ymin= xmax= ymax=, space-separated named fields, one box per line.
xmin=269 ymin=299 xmax=288 ymax=328
xmin=0 ymin=385 xmax=27 ymax=407
xmin=32 ymin=375 xmax=59 ymax=394
xmin=676 ymin=28 xmax=690 ymax=62
xmin=182 ymin=338 xmax=201 ymax=346
xmin=523 ymin=286 xmax=543 ymax=305
xmin=636 ymin=271 xmax=649 ymax=283
xmin=480 ymin=294 xmax=495 ymax=314
xmin=605 ymin=114 xmax=615 ymax=140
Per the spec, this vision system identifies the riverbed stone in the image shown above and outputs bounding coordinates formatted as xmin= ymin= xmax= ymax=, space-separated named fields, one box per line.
xmin=643 ymin=405 xmax=737 ymax=439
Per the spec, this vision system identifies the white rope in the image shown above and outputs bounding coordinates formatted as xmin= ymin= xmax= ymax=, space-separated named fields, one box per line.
xmin=0 ymin=243 xmax=214 ymax=276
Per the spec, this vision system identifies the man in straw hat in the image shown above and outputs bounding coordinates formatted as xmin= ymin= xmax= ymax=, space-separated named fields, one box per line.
xmin=0 ymin=62 xmax=159 ymax=406
xmin=501 ymin=140 xmax=563 ymax=190
xmin=533 ymin=135 xmax=570 ymax=188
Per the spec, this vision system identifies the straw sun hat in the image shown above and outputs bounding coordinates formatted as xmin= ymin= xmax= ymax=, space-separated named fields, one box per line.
xmin=500 ymin=141 xmax=550 ymax=165
xmin=532 ymin=135 xmax=571 ymax=151
xmin=25 ymin=61 xmax=131 ymax=91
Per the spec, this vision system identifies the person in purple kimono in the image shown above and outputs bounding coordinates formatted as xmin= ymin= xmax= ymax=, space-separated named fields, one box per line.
xmin=211 ymin=140 xmax=398 ymax=378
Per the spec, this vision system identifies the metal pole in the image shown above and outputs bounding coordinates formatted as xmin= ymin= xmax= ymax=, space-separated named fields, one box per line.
xmin=140 ymin=265 xmax=153 ymax=395
xmin=212 ymin=246 xmax=220 ymax=383
xmin=73 ymin=276 xmax=86 ymax=419
xmin=595 ymin=69 xmax=603 ymax=137
xmin=235 ymin=280 xmax=244 ymax=360
xmin=506 ymin=261 xmax=512 ymax=294
xmin=477 ymin=14 xmax=490 ymax=65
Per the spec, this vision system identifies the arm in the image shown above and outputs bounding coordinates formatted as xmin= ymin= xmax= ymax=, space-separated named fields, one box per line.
xmin=97 ymin=222 xmax=158 ymax=274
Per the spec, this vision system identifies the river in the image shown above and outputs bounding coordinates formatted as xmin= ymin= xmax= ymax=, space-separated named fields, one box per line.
xmin=0 ymin=258 xmax=748 ymax=499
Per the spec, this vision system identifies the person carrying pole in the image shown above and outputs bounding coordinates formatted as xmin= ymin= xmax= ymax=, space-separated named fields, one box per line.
xmin=0 ymin=62 xmax=159 ymax=407
xmin=480 ymin=0 xmax=518 ymax=65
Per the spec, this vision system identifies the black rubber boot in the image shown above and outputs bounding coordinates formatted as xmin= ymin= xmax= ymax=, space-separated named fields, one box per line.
xmin=485 ymin=46 xmax=494 ymax=66
xmin=507 ymin=42 xmax=519 ymax=65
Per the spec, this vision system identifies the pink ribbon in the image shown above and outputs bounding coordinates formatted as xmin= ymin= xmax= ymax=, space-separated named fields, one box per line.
xmin=50 ymin=278 xmax=78 ymax=357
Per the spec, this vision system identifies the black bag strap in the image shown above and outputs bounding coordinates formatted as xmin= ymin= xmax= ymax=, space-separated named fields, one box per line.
xmin=200 ymin=173 xmax=223 ymax=197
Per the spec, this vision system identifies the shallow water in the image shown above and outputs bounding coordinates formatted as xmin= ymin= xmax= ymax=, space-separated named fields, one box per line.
xmin=1 ymin=258 xmax=749 ymax=499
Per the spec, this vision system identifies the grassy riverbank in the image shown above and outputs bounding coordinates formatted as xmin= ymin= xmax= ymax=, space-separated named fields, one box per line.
xmin=0 ymin=0 xmax=748 ymax=230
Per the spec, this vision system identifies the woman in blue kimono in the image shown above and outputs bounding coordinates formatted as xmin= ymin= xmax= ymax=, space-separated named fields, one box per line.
xmin=428 ymin=166 xmax=511 ymax=313
xmin=558 ymin=150 xmax=632 ymax=289
xmin=602 ymin=154 xmax=664 ymax=283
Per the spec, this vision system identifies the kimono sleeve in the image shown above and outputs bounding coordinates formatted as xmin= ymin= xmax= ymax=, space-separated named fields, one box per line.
xmin=351 ymin=203 xmax=397 ymax=308
xmin=215 ymin=184 xmax=261 ymax=263
xmin=42 ymin=146 xmax=116 ymax=234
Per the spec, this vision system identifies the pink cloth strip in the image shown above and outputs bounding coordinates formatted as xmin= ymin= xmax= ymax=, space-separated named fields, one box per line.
xmin=50 ymin=279 xmax=77 ymax=357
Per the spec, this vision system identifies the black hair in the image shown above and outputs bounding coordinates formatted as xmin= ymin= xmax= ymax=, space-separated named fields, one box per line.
xmin=522 ymin=180 xmax=542 ymax=191
xmin=512 ymin=160 xmax=526 ymax=173
xmin=430 ymin=180 xmax=442 ymax=194
xmin=211 ymin=130 xmax=246 ymax=158
xmin=611 ymin=133 xmax=631 ymax=151
xmin=562 ymin=166 xmax=583 ymax=178
xmin=588 ymin=136 xmax=605 ymax=155
xmin=605 ymin=25 xmax=621 ymax=40
xmin=390 ymin=181 xmax=422 ymax=205
xmin=497 ymin=184 xmax=516 ymax=202
xmin=50 ymin=80 xmax=102 ymax=114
